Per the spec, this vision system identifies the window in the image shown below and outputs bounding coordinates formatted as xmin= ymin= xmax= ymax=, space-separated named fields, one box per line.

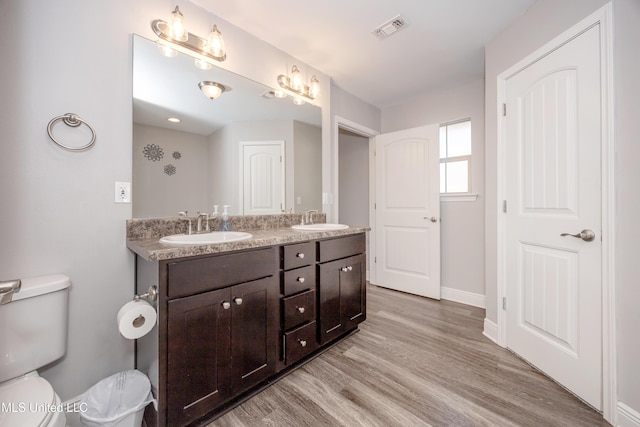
xmin=440 ymin=119 xmax=471 ymax=194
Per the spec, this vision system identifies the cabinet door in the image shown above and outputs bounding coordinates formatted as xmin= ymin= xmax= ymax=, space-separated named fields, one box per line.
xmin=167 ymin=287 xmax=231 ymax=427
xmin=230 ymin=275 xmax=279 ymax=393
xmin=341 ymin=254 xmax=366 ymax=330
xmin=318 ymin=254 xmax=366 ymax=344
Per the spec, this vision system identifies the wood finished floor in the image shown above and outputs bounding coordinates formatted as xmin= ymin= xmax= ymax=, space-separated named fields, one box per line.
xmin=209 ymin=284 xmax=609 ymax=427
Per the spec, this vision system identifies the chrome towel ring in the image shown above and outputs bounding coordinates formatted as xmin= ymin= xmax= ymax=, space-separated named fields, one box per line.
xmin=47 ymin=113 xmax=96 ymax=151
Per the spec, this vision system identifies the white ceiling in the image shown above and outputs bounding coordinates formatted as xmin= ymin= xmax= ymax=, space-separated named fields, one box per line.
xmin=190 ymin=0 xmax=536 ymax=108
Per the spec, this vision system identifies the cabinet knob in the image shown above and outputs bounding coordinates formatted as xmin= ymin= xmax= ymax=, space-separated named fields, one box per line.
xmin=299 ymin=340 xmax=307 ymax=347
xmin=297 ymin=306 xmax=305 ymax=314
xmin=348 ymin=266 xmax=353 ymax=271
xmin=296 ymin=252 xmax=305 ymax=259
xmin=341 ymin=267 xmax=348 ymax=272
xmin=221 ymin=301 xmax=231 ymax=310
xmin=297 ymin=277 xmax=305 ymax=283
xmin=233 ymin=297 xmax=243 ymax=306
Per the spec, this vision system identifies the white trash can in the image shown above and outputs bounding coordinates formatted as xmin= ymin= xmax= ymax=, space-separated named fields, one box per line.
xmin=80 ymin=370 xmax=155 ymax=427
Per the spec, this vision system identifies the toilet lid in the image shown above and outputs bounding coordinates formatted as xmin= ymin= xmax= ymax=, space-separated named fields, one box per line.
xmin=0 ymin=375 xmax=56 ymax=426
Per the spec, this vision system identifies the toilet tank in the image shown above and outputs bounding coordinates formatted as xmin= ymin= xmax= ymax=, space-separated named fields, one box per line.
xmin=0 ymin=274 xmax=71 ymax=383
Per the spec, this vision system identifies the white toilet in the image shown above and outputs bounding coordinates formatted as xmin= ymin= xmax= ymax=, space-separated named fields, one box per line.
xmin=0 ymin=274 xmax=71 ymax=427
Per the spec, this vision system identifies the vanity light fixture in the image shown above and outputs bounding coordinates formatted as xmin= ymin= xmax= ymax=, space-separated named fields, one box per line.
xmin=152 ymin=5 xmax=227 ymax=69
xmin=277 ymin=65 xmax=320 ymax=103
xmin=198 ymin=81 xmax=227 ymax=100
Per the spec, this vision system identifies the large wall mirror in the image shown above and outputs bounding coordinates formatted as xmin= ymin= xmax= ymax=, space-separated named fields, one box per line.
xmin=132 ymin=35 xmax=322 ymax=218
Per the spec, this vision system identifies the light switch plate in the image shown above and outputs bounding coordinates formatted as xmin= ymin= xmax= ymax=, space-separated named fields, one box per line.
xmin=115 ymin=182 xmax=131 ymax=203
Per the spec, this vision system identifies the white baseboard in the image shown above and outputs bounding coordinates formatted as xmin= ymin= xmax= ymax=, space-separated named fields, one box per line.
xmin=483 ymin=318 xmax=498 ymax=344
xmin=618 ymin=402 xmax=640 ymax=427
xmin=441 ymin=286 xmax=485 ymax=308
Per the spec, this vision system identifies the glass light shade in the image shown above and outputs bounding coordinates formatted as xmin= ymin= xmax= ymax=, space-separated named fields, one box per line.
xmin=274 ymin=89 xmax=287 ymax=98
xmin=198 ymin=81 xmax=225 ymax=100
xmin=208 ymin=25 xmax=225 ymax=58
xmin=170 ymin=6 xmax=188 ymax=42
xmin=156 ymin=41 xmax=177 ymax=58
xmin=194 ymin=58 xmax=212 ymax=70
xmin=290 ymin=65 xmax=302 ymax=91
xmin=293 ymin=96 xmax=305 ymax=105
xmin=309 ymin=75 xmax=320 ymax=99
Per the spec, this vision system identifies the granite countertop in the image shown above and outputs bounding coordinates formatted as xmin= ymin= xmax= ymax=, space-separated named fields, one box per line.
xmin=127 ymin=226 xmax=369 ymax=262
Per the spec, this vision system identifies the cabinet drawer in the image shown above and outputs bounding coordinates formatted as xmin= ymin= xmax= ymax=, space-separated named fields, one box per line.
xmin=282 ymin=242 xmax=315 ymax=270
xmin=282 ymin=290 xmax=315 ymax=330
xmin=282 ymin=265 xmax=316 ymax=296
xmin=167 ymin=247 xmax=277 ymax=298
xmin=318 ymin=234 xmax=365 ymax=263
xmin=283 ymin=321 xmax=318 ymax=364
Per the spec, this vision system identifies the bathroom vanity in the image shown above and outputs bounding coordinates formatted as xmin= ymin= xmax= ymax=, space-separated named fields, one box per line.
xmin=127 ymin=215 xmax=367 ymax=427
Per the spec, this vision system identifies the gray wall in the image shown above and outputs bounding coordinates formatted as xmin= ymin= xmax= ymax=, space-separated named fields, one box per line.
xmin=485 ymin=0 xmax=640 ymax=419
xmin=338 ymin=130 xmax=370 ymax=227
xmin=382 ymin=79 xmax=486 ymax=301
xmin=133 ymin=124 xmax=210 ymax=218
xmin=293 ymin=121 xmax=323 ymax=213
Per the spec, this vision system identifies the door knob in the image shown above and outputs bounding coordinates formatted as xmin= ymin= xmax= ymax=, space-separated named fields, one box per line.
xmin=560 ymin=229 xmax=596 ymax=242
xmin=424 ymin=216 xmax=438 ymax=223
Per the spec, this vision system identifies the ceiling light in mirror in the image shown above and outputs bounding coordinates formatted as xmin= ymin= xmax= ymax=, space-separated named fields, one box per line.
xmin=198 ymin=81 xmax=227 ymax=100
xmin=167 ymin=117 xmax=181 ymax=123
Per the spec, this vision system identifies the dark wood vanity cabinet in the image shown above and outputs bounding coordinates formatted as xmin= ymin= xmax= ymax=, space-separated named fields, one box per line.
xmin=138 ymin=232 xmax=366 ymax=426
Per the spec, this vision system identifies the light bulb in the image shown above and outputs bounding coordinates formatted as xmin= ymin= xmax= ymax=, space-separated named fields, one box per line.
xmin=208 ymin=25 xmax=225 ymax=58
xmin=293 ymin=97 xmax=305 ymax=105
xmin=194 ymin=58 xmax=212 ymax=70
xmin=157 ymin=41 xmax=177 ymax=58
xmin=290 ymin=65 xmax=302 ymax=91
xmin=309 ymin=75 xmax=320 ymax=99
xmin=274 ymin=89 xmax=287 ymax=99
xmin=170 ymin=6 xmax=188 ymax=42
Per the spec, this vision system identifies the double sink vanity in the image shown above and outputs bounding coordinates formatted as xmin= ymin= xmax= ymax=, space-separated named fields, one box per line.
xmin=126 ymin=213 xmax=368 ymax=427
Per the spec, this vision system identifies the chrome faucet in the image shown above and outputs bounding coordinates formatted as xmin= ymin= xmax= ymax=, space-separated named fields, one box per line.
xmin=196 ymin=211 xmax=210 ymax=233
xmin=302 ymin=209 xmax=319 ymax=225
xmin=178 ymin=211 xmax=192 ymax=235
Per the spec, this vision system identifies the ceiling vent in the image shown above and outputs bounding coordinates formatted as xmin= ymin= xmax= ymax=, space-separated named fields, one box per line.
xmin=372 ymin=15 xmax=408 ymax=40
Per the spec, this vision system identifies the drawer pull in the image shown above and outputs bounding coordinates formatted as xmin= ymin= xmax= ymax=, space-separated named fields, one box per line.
xmin=233 ymin=297 xmax=243 ymax=306
xmin=299 ymin=339 xmax=307 ymax=347
xmin=341 ymin=265 xmax=353 ymax=272
xmin=221 ymin=301 xmax=231 ymax=310
xmin=296 ymin=252 xmax=305 ymax=259
xmin=297 ymin=306 xmax=305 ymax=314
xmin=297 ymin=277 xmax=305 ymax=283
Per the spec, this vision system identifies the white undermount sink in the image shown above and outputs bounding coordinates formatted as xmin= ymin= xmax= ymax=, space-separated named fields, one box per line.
xmin=160 ymin=231 xmax=253 ymax=245
xmin=291 ymin=223 xmax=349 ymax=231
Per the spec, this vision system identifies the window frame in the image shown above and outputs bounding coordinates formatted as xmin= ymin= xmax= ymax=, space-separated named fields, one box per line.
xmin=439 ymin=118 xmax=477 ymax=201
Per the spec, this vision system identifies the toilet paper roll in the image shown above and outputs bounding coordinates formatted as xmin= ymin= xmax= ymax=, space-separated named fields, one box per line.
xmin=117 ymin=300 xmax=157 ymax=339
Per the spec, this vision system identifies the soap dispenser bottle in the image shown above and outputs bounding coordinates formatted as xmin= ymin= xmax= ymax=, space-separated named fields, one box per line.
xmin=220 ymin=205 xmax=231 ymax=231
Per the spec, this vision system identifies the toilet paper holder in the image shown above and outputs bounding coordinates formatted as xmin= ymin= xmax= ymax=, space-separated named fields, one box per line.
xmin=134 ymin=285 xmax=158 ymax=304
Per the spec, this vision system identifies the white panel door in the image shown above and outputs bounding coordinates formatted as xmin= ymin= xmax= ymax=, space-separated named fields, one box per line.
xmin=241 ymin=142 xmax=284 ymax=215
xmin=374 ymin=125 xmax=440 ymax=299
xmin=505 ymin=25 xmax=602 ymax=409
